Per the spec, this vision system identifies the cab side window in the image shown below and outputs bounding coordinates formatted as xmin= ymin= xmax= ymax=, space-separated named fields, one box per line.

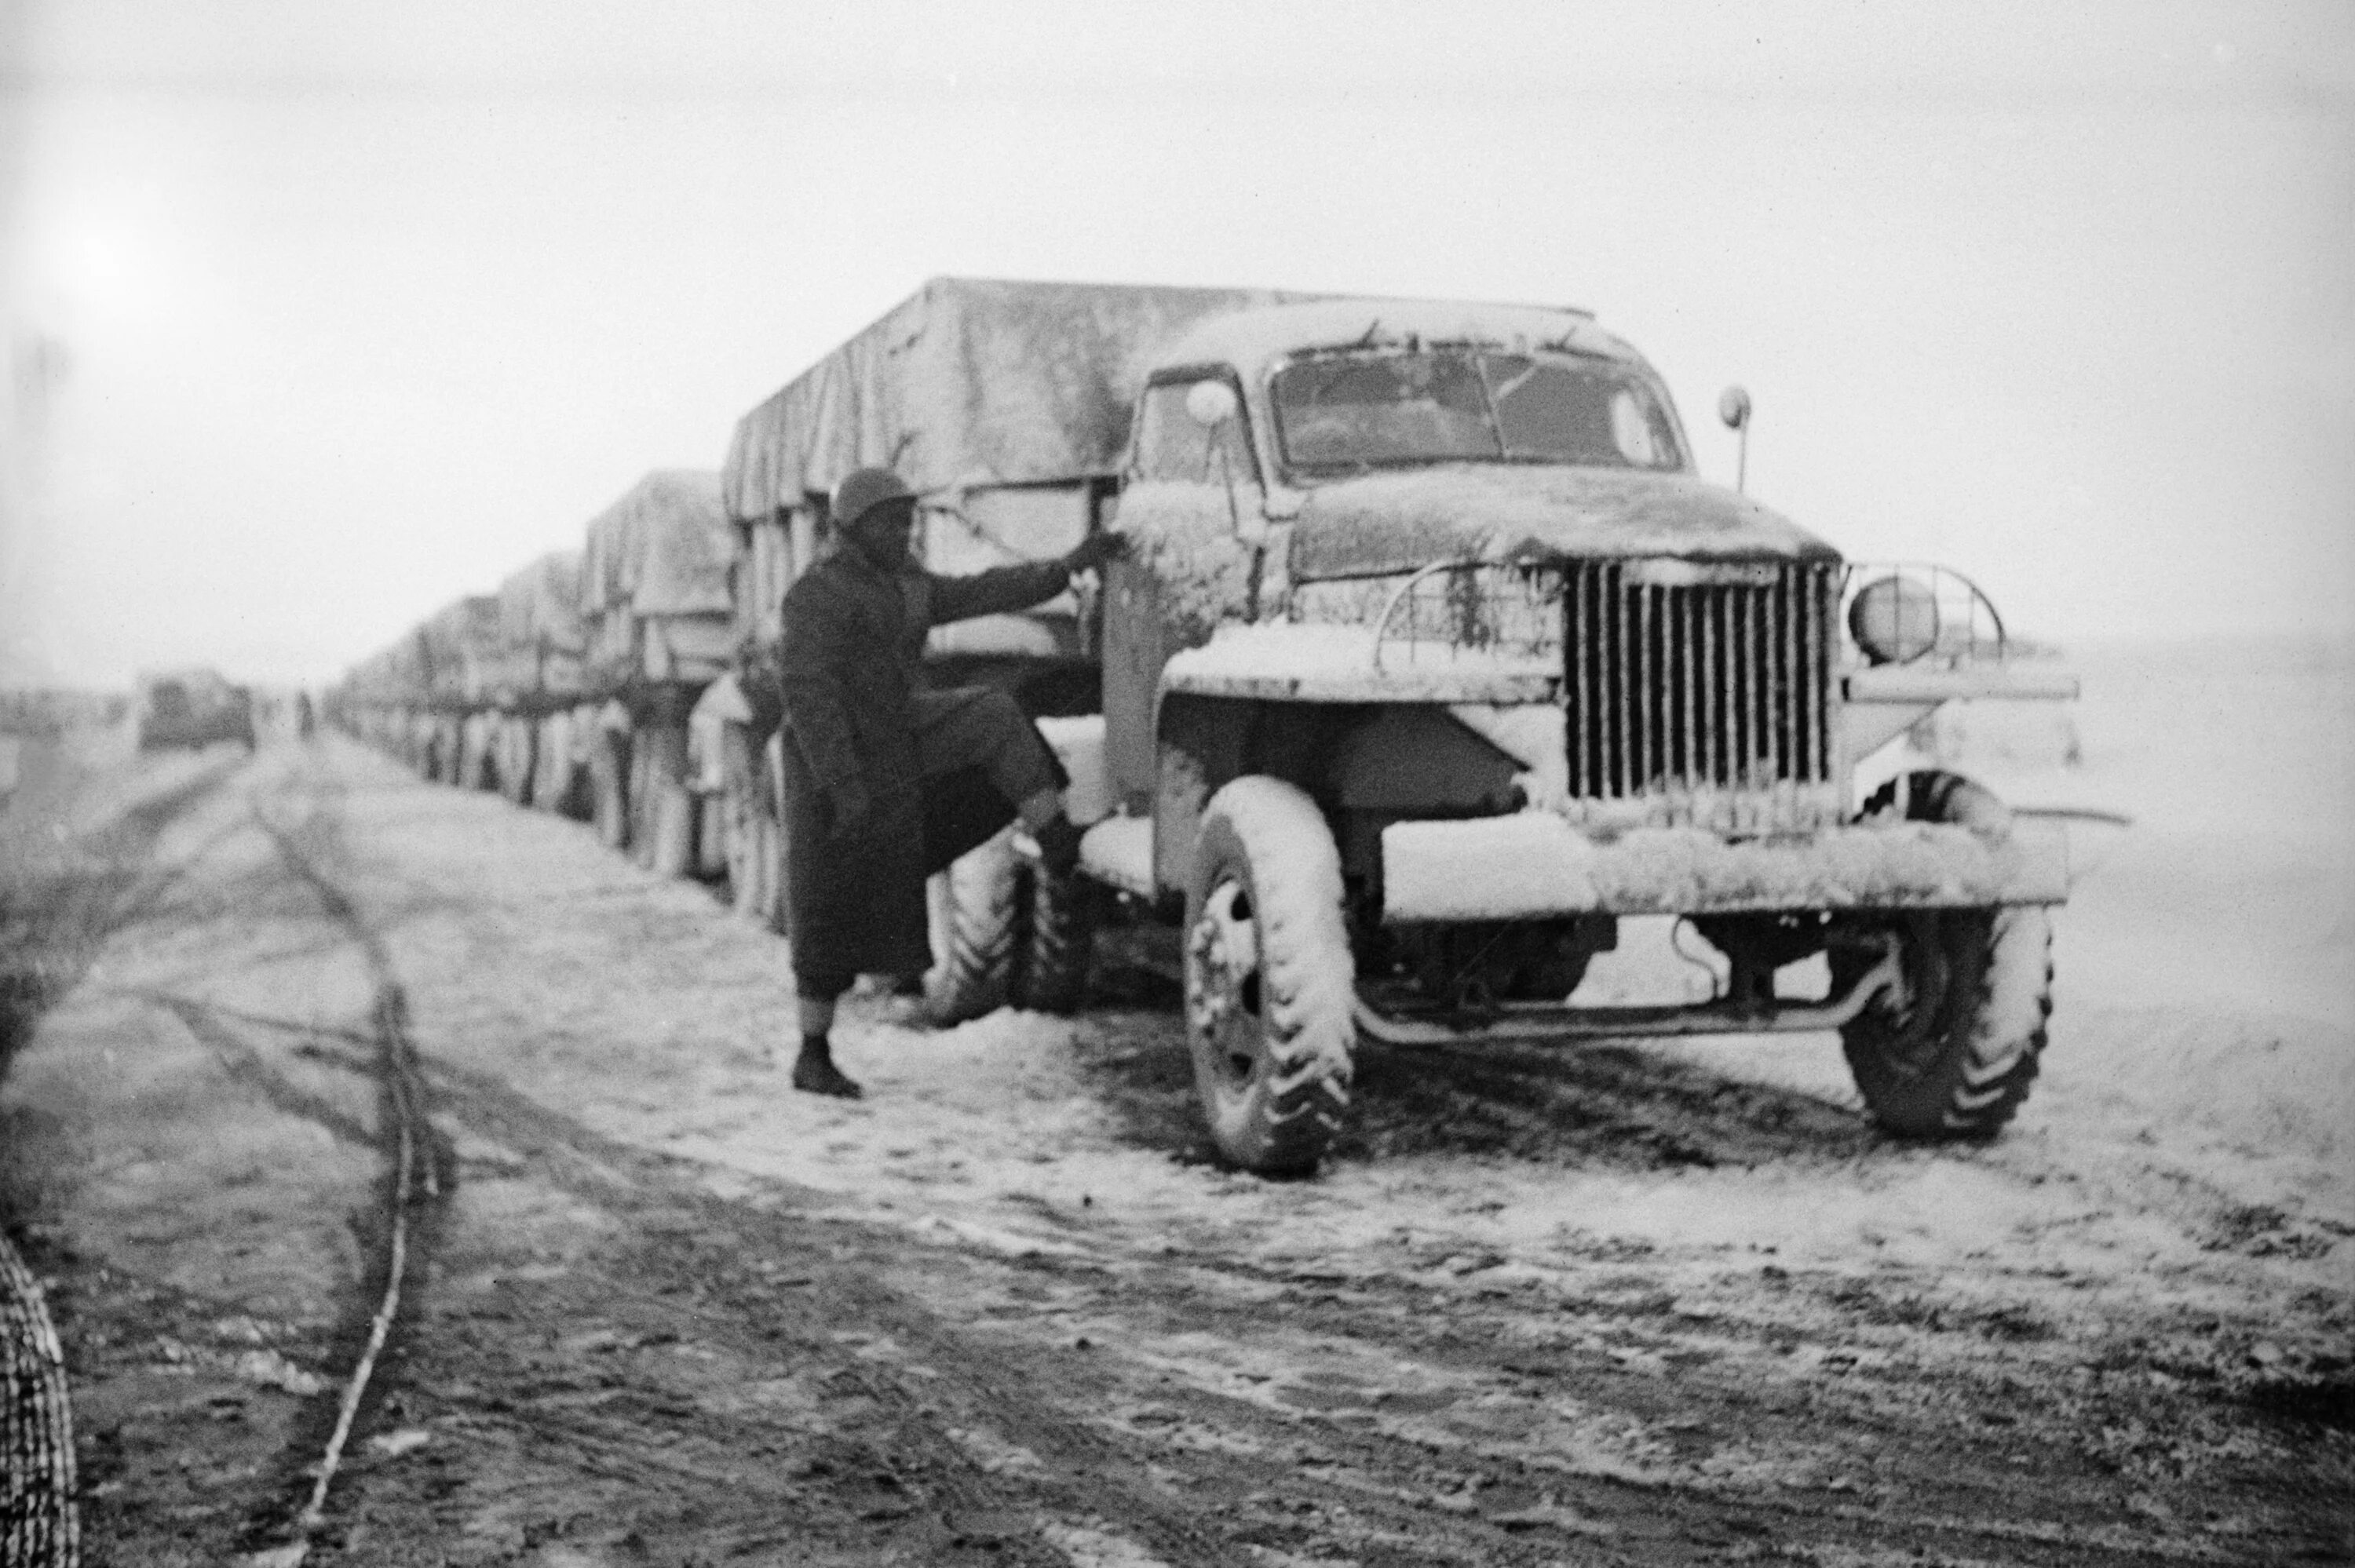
xmin=1130 ymin=374 xmax=1258 ymax=486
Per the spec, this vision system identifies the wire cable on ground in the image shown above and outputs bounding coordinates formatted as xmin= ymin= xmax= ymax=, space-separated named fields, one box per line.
xmin=246 ymin=791 xmax=442 ymax=1568
xmin=2 ymin=1229 xmax=79 ymax=1567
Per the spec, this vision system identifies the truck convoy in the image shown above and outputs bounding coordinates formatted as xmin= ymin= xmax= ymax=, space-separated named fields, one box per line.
xmin=345 ymin=276 xmax=2079 ymax=1176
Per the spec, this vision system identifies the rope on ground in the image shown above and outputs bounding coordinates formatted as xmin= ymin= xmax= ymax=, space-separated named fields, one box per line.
xmin=1 ymin=1229 xmax=79 ymax=1568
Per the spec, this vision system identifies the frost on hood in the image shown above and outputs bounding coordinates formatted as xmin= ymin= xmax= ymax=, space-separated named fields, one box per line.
xmin=1287 ymin=465 xmax=1838 ymax=582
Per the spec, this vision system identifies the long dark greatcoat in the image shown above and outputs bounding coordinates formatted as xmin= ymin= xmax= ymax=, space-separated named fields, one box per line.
xmin=776 ymin=544 xmax=1069 ymax=981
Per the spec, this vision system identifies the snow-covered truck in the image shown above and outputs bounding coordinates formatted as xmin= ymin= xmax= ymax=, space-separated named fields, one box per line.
xmin=486 ymin=549 xmax=590 ymax=815
xmin=135 ymin=669 xmax=256 ymax=753
xmin=400 ymin=595 xmax=504 ymax=787
xmin=731 ymin=280 xmax=2079 ymax=1173
xmin=577 ymin=471 xmax=737 ymax=877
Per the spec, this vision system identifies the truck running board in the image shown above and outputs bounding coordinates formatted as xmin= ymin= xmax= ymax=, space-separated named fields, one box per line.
xmin=1351 ymin=938 xmax=1901 ymax=1047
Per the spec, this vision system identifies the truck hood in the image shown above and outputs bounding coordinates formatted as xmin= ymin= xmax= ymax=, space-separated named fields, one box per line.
xmin=1284 ymin=465 xmax=1838 ymax=580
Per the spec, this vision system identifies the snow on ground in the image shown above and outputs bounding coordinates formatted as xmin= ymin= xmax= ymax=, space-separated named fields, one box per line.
xmin=313 ymin=636 xmax=2351 ymax=1411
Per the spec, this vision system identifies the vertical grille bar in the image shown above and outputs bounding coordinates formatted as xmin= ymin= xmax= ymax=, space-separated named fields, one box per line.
xmin=1612 ymin=564 xmax=1630 ymax=796
xmin=1773 ymin=579 xmax=1785 ymax=780
xmin=1702 ymin=585 xmax=1722 ymax=787
xmin=1678 ymin=587 xmax=1696 ymax=788
xmin=1804 ymin=567 xmax=1819 ymax=780
xmin=1634 ymin=583 xmax=1652 ymax=788
xmin=1808 ymin=563 xmax=1830 ymax=781
xmin=1567 ymin=565 xmax=1586 ymax=797
xmin=1743 ymin=583 xmax=1760 ymax=787
xmin=1781 ymin=565 xmax=1799 ymax=781
xmin=1728 ymin=583 xmax=1742 ymax=788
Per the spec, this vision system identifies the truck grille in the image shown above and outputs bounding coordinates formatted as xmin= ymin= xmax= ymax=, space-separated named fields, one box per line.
xmin=1565 ymin=559 xmax=1837 ymax=828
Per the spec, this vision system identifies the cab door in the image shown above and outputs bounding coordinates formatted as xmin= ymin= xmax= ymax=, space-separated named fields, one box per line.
xmin=1101 ymin=369 xmax=1265 ymax=816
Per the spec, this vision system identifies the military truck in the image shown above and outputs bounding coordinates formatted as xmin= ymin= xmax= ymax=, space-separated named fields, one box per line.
xmin=412 ymin=596 xmax=505 ymax=788
xmin=487 ymin=549 xmax=590 ymax=815
xmin=747 ymin=280 xmax=2079 ymax=1175
xmin=577 ymin=472 xmax=736 ymax=877
xmin=136 ymin=669 xmax=256 ymax=753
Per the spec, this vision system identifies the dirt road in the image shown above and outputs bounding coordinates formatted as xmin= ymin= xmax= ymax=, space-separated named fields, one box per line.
xmin=2 ymin=669 xmax=2349 ymax=1564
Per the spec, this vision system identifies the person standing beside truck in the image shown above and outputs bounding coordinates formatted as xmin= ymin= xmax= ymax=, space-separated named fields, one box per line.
xmin=775 ymin=466 xmax=1122 ymax=1098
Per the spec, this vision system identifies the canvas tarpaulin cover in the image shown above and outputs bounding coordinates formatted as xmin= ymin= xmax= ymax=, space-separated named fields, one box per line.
xmin=498 ymin=550 xmax=587 ymax=655
xmin=721 ymin=277 xmax=1320 ymax=523
xmin=419 ymin=596 xmax=503 ymax=702
xmin=581 ymin=471 xmax=733 ymax=620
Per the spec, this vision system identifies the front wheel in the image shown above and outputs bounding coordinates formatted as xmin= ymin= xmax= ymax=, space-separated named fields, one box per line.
xmin=1184 ymin=777 xmax=1355 ymax=1175
xmin=1834 ymin=772 xmax=2054 ymax=1139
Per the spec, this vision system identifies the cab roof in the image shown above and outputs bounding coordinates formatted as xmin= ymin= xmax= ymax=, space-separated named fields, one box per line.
xmin=1152 ymin=297 xmax=1638 ymax=384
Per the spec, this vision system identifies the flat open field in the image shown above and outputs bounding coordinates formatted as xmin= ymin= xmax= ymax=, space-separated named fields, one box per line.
xmin=2 ymin=637 xmax=2349 ymax=1566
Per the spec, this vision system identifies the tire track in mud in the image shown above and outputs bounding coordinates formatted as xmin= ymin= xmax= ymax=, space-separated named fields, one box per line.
xmin=418 ymin=1055 xmax=2206 ymax=1566
xmin=151 ymin=997 xmax=381 ymax=1152
xmin=2 ymin=755 xmax=247 ymax=1071
xmin=3 ymin=748 xmax=251 ymax=1568
xmin=411 ymin=1058 xmax=1243 ymax=1566
xmin=236 ymin=788 xmax=455 ymax=1563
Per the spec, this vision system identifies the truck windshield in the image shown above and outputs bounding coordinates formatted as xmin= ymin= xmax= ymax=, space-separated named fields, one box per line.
xmin=1270 ymin=349 xmax=1686 ymax=476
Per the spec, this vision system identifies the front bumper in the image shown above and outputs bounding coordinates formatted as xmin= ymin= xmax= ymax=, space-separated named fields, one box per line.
xmin=1380 ymin=813 xmax=2068 ymax=924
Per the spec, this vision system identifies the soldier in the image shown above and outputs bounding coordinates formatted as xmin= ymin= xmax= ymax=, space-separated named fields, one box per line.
xmin=776 ymin=466 xmax=1122 ymax=1098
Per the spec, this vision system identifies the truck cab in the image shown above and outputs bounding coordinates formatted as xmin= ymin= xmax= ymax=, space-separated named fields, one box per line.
xmin=1059 ymin=298 xmax=2076 ymax=1172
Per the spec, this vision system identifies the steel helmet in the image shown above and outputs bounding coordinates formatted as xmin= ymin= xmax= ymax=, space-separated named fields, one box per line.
xmin=831 ymin=467 xmax=917 ymax=531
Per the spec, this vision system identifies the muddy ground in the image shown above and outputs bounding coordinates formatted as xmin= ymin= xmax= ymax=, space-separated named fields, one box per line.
xmin=2 ymin=640 xmax=2351 ymax=1566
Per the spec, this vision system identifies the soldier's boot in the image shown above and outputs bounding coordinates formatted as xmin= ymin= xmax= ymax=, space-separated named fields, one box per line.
xmin=791 ymin=1034 xmax=863 ymax=1099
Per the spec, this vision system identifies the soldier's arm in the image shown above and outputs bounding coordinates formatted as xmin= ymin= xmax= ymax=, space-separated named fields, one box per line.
xmin=923 ymin=560 xmax=1072 ymax=625
xmin=775 ymin=590 xmax=868 ymax=819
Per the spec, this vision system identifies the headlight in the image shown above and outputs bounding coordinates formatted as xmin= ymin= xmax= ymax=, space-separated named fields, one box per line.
xmin=1848 ymin=574 xmax=1940 ymax=665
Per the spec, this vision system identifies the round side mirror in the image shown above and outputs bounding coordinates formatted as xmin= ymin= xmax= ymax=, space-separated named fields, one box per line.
xmin=1185 ymin=379 xmax=1240 ymax=428
xmin=1718 ymin=385 xmax=1752 ymax=430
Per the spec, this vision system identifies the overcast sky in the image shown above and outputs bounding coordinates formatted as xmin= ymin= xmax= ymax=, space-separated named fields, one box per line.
xmin=2 ymin=0 xmax=2350 ymax=686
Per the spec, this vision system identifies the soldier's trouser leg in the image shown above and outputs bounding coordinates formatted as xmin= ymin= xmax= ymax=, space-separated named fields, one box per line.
xmin=910 ymin=689 xmax=1065 ymax=873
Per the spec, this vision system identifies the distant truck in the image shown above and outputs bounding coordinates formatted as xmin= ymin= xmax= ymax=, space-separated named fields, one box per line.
xmin=416 ymin=595 xmax=505 ymax=786
xmin=136 ymin=669 xmax=256 ymax=753
xmin=726 ymin=278 xmax=2079 ymax=1175
xmin=576 ymin=472 xmax=736 ymax=877
xmin=486 ymin=549 xmax=590 ymax=816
